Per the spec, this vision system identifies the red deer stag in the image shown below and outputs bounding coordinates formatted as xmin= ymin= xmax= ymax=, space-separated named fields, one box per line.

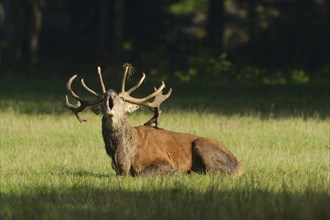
xmin=65 ymin=65 xmax=243 ymax=176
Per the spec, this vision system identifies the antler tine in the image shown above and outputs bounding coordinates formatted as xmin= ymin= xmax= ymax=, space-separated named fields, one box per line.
xmin=146 ymin=88 xmax=172 ymax=109
xmin=126 ymin=73 xmax=146 ymax=94
xmin=81 ymin=78 xmax=101 ymax=98
xmin=67 ymin=75 xmax=100 ymax=105
xmin=80 ymin=66 xmax=106 ymax=98
xmin=143 ymin=88 xmax=172 ymax=128
xmin=67 ymin=75 xmax=82 ymax=101
xmin=65 ymin=74 xmax=103 ymax=122
xmin=121 ymin=65 xmax=129 ymax=93
xmin=98 ymin=66 xmax=106 ymax=94
xmin=120 ymin=81 xmax=166 ymax=104
xmin=140 ymin=81 xmax=166 ymax=103
xmin=65 ymin=95 xmax=86 ymax=122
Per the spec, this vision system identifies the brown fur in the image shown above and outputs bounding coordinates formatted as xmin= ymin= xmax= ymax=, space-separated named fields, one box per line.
xmin=102 ymin=108 xmax=243 ymax=176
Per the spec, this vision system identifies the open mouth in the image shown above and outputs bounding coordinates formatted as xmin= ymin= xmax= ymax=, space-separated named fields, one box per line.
xmin=108 ymin=97 xmax=114 ymax=109
xmin=106 ymin=97 xmax=115 ymax=116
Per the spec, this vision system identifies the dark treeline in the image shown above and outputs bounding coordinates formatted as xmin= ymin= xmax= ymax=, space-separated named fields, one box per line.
xmin=0 ymin=0 xmax=329 ymax=84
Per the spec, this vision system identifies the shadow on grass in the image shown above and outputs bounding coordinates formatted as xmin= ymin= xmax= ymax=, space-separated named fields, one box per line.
xmin=55 ymin=170 xmax=112 ymax=178
xmin=1 ymin=73 xmax=329 ymax=119
xmin=1 ymin=185 xmax=329 ymax=220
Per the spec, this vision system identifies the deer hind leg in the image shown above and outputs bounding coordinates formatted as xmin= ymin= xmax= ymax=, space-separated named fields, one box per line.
xmin=192 ymin=138 xmax=243 ymax=175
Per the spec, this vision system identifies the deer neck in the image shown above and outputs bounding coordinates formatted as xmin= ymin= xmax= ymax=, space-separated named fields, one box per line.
xmin=102 ymin=115 xmax=137 ymax=175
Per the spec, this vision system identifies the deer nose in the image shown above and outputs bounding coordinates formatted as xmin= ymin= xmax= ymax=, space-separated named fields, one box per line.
xmin=107 ymin=90 xmax=116 ymax=99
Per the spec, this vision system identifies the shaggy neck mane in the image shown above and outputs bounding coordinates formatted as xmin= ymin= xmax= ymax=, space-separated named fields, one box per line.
xmin=102 ymin=115 xmax=137 ymax=175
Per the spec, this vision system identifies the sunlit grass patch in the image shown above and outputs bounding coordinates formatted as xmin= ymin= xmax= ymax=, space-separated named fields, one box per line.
xmin=0 ymin=79 xmax=329 ymax=219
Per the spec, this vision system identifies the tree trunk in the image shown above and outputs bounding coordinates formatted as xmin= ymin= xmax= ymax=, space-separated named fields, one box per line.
xmin=207 ymin=0 xmax=224 ymax=56
xmin=28 ymin=0 xmax=42 ymax=64
xmin=98 ymin=0 xmax=109 ymax=55
xmin=0 ymin=1 xmax=4 ymax=63
xmin=113 ymin=0 xmax=124 ymax=60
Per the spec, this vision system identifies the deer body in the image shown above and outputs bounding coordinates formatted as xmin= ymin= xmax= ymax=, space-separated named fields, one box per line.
xmin=101 ymin=104 xmax=242 ymax=176
xmin=65 ymin=65 xmax=243 ymax=176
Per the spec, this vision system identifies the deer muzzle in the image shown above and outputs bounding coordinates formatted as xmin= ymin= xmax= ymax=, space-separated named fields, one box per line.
xmin=106 ymin=90 xmax=116 ymax=116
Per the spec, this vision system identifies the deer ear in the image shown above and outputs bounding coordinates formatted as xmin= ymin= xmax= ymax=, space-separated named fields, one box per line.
xmin=126 ymin=103 xmax=139 ymax=113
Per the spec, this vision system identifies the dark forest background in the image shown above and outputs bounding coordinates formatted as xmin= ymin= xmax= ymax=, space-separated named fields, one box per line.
xmin=0 ymin=0 xmax=329 ymax=84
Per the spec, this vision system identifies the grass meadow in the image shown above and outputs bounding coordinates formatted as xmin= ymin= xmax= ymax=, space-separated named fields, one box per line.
xmin=0 ymin=73 xmax=329 ymax=219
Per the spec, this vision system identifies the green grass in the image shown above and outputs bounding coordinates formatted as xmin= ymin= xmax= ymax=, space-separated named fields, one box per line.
xmin=0 ymin=74 xmax=329 ymax=219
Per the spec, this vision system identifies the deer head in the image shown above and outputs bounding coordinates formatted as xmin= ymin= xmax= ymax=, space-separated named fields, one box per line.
xmin=65 ymin=65 xmax=172 ymax=127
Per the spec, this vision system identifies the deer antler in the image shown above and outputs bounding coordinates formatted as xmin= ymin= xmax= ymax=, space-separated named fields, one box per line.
xmin=65 ymin=67 xmax=106 ymax=122
xmin=143 ymin=87 xmax=172 ymax=128
xmin=119 ymin=64 xmax=172 ymax=128
xmin=80 ymin=66 xmax=106 ymax=98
